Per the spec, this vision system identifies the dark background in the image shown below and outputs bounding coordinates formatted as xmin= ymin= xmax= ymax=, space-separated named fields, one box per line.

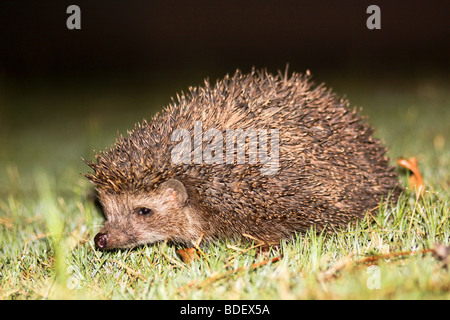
xmin=1 ymin=1 xmax=449 ymax=81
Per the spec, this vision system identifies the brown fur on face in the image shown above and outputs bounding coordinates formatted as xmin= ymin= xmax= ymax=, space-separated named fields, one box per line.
xmin=95 ymin=179 xmax=204 ymax=249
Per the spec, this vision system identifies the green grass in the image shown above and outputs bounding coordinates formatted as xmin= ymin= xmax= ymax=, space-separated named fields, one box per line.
xmin=0 ymin=72 xmax=449 ymax=299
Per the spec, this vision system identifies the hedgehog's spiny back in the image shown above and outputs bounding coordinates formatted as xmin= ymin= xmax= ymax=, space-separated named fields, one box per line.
xmin=86 ymin=69 xmax=313 ymax=192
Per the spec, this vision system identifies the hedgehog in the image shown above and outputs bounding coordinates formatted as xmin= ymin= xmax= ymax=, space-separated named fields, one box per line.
xmin=85 ymin=68 xmax=400 ymax=249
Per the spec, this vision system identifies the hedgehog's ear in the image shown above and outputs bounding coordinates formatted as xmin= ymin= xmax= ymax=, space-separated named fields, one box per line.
xmin=160 ymin=179 xmax=188 ymax=205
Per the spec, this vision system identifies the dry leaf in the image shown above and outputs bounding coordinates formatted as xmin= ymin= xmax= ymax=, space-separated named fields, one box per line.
xmin=176 ymin=247 xmax=200 ymax=264
xmin=397 ymin=157 xmax=425 ymax=199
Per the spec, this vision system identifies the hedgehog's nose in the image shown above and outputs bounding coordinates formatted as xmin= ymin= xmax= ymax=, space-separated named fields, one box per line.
xmin=94 ymin=232 xmax=109 ymax=249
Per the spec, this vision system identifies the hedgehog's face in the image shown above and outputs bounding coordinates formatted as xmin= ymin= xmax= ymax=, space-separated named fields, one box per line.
xmin=94 ymin=179 xmax=198 ymax=249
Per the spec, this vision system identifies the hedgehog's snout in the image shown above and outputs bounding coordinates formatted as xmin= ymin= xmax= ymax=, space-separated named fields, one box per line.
xmin=94 ymin=232 xmax=109 ymax=249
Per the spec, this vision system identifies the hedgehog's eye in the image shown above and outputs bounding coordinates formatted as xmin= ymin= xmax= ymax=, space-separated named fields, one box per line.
xmin=137 ymin=207 xmax=153 ymax=216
